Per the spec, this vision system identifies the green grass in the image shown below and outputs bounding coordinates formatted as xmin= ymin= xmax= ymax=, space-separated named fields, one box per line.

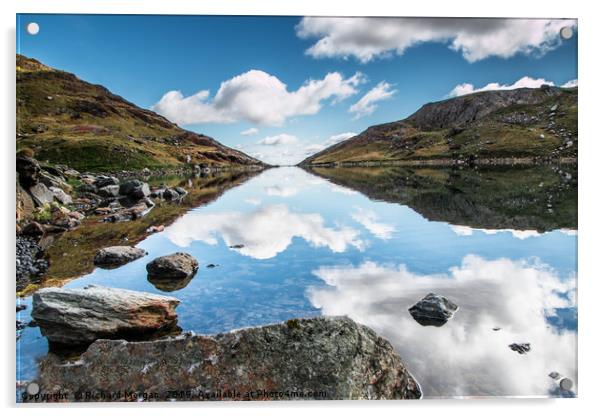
xmin=16 ymin=54 xmax=259 ymax=172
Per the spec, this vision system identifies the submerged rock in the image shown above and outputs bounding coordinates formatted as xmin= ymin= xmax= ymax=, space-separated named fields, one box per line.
xmin=509 ymin=343 xmax=531 ymax=354
xmin=31 ymin=285 xmax=180 ymax=346
xmin=31 ymin=316 xmax=422 ymax=401
xmin=94 ymin=246 xmax=147 ymax=268
xmin=146 ymin=252 xmax=199 ymax=279
xmin=147 ymin=273 xmax=195 ymax=292
xmin=408 ymin=293 xmax=458 ymax=327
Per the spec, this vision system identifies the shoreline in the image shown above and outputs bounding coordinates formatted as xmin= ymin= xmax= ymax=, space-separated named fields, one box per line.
xmin=300 ymin=157 xmax=578 ymax=168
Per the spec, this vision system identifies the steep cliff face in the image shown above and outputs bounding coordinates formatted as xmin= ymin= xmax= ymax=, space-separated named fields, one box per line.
xmin=16 ymin=55 xmax=263 ymax=171
xmin=301 ymin=85 xmax=577 ymax=165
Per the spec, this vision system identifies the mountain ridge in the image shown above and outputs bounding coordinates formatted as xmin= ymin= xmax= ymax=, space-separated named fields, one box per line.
xmin=16 ymin=55 xmax=264 ymax=172
xmin=300 ymin=85 xmax=577 ymax=166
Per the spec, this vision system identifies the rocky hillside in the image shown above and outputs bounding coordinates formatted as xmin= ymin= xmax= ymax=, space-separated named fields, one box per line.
xmin=17 ymin=55 xmax=263 ymax=171
xmin=301 ymin=85 xmax=577 ymax=166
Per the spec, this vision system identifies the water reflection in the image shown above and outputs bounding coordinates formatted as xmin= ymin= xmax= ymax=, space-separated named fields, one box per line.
xmin=308 ymin=164 xmax=577 ymax=233
xmin=17 ymin=166 xmax=577 ymax=398
xmin=164 ymin=204 xmax=366 ymax=259
xmin=308 ymin=255 xmax=577 ymax=397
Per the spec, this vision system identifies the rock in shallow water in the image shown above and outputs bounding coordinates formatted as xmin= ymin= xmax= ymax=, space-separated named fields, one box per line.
xmin=408 ymin=293 xmax=458 ymax=327
xmin=31 ymin=316 xmax=422 ymax=401
xmin=146 ymin=252 xmax=199 ymax=279
xmin=94 ymin=246 xmax=147 ymax=268
xmin=509 ymin=343 xmax=531 ymax=354
xmin=31 ymin=285 xmax=180 ymax=346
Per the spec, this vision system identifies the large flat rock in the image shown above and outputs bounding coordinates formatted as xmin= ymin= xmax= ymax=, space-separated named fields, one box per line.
xmin=31 ymin=316 xmax=421 ymax=401
xmin=31 ymin=285 xmax=180 ymax=346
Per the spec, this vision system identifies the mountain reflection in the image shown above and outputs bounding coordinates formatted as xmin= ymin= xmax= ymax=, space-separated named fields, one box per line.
xmin=307 ymin=165 xmax=577 ymax=233
xmin=308 ymin=255 xmax=577 ymax=397
xmin=164 ymin=204 xmax=365 ymax=259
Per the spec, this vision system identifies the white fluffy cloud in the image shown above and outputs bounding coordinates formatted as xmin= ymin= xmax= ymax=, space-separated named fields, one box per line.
xmin=349 ymin=81 xmax=396 ymax=119
xmin=308 ymin=255 xmax=577 ymax=397
xmin=325 ymin=132 xmax=357 ymax=146
xmin=351 ymin=208 xmax=395 ymax=240
xmin=562 ymin=79 xmax=578 ymax=88
xmin=449 ymin=224 xmax=576 ymax=240
xmin=304 ymin=143 xmax=326 ymax=155
xmin=153 ymin=70 xmax=363 ymax=126
xmin=447 ymin=76 xmax=555 ymax=97
xmin=297 ymin=17 xmax=576 ymax=63
xmin=164 ymin=204 xmax=365 ymax=259
xmin=304 ymin=132 xmax=358 ymax=156
xmin=258 ymin=133 xmax=299 ymax=146
xmin=240 ymin=127 xmax=259 ymax=136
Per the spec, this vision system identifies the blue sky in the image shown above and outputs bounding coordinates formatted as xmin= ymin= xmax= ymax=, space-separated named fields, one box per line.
xmin=17 ymin=15 xmax=577 ymax=165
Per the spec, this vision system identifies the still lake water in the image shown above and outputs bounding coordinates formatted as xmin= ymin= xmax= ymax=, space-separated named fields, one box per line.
xmin=17 ymin=165 xmax=577 ymax=398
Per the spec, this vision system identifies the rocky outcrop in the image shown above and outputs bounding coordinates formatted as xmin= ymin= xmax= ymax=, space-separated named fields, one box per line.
xmin=31 ymin=285 xmax=180 ymax=346
xmin=94 ymin=246 xmax=147 ymax=268
xmin=408 ymin=293 xmax=458 ymax=327
xmin=30 ymin=316 xmax=422 ymax=401
xmin=406 ymin=86 xmax=562 ymax=131
xmin=119 ymin=180 xmax=150 ymax=199
xmin=146 ymin=252 xmax=199 ymax=279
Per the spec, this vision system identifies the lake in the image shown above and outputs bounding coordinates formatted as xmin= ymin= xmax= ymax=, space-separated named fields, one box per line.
xmin=16 ymin=165 xmax=578 ymax=398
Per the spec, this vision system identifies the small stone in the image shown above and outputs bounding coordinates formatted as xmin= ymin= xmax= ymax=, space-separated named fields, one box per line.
xmin=146 ymin=252 xmax=199 ymax=279
xmin=409 ymin=293 xmax=458 ymax=327
xmin=509 ymin=343 xmax=531 ymax=354
xmin=94 ymin=246 xmax=147 ymax=268
xmin=146 ymin=224 xmax=165 ymax=233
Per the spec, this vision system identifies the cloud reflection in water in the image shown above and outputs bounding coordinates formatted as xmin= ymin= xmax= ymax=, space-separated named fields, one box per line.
xmin=164 ymin=204 xmax=365 ymax=259
xmin=308 ymin=255 xmax=576 ymax=397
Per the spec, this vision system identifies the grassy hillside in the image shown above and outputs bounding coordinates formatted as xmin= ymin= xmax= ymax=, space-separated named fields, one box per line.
xmin=16 ymin=55 xmax=263 ymax=172
xmin=301 ymin=86 xmax=577 ymax=165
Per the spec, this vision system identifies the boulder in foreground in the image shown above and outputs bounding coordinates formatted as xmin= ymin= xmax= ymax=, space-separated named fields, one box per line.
xmin=408 ymin=293 xmax=458 ymax=327
xmin=146 ymin=252 xmax=199 ymax=279
xmin=31 ymin=285 xmax=180 ymax=346
xmin=31 ymin=316 xmax=422 ymax=401
xmin=94 ymin=246 xmax=147 ymax=268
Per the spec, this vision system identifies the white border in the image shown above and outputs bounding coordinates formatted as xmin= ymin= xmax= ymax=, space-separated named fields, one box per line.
xmin=2 ymin=1 xmax=601 ymax=415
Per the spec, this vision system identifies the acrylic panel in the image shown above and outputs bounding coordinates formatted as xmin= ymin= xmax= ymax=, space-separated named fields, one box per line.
xmin=16 ymin=14 xmax=577 ymax=402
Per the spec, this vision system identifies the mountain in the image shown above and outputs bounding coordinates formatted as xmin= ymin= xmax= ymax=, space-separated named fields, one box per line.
xmin=300 ymin=86 xmax=577 ymax=166
xmin=16 ymin=55 xmax=263 ymax=172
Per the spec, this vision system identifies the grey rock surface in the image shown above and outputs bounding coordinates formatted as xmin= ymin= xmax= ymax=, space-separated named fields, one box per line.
xmin=119 ymin=180 xmax=150 ymax=200
xmin=408 ymin=293 xmax=458 ymax=327
xmin=31 ymin=285 xmax=180 ymax=346
xmin=407 ymin=86 xmax=563 ymax=131
xmin=94 ymin=246 xmax=147 ymax=267
xmin=146 ymin=252 xmax=199 ymax=279
xmin=97 ymin=185 xmax=120 ymax=198
xmin=31 ymin=316 xmax=422 ymax=401
xmin=49 ymin=186 xmax=72 ymax=205
xmin=28 ymin=183 xmax=55 ymax=206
